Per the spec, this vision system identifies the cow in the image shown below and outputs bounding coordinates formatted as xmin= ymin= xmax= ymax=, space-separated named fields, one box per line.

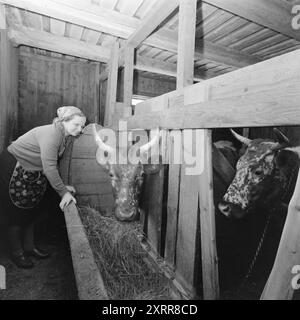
xmin=218 ymin=128 xmax=300 ymax=220
xmin=93 ymin=125 xmax=160 ymax=222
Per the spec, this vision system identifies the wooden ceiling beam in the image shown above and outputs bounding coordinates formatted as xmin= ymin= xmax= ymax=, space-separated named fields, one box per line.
xmin=8 ymin=27 xmax=111 ymax=62
xmin=99 ymin=55 xmax=204 ymax=82
xmin=0 ymin=0 xmax=261 ymax=68
xmin=203 ymin=0 xmax=300 ymax=42
xmin=126 ymin=0 xmax=178 ymax=47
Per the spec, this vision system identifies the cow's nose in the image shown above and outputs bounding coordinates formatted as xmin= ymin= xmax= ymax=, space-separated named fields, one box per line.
xmin=218 ymin=201 xmax=232 ymax=217
xmin=115 ymin=207 xmax=139 ymax=222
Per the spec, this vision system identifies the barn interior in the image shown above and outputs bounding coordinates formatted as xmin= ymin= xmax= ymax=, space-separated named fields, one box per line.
xmin=1 ymin=0 xmax=300 ymax=300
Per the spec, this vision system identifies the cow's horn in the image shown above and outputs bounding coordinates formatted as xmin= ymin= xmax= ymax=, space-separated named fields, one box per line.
xmin=230 ymin=129 xmax=252 ymax=146
xmin=273 ymin=128 xmax=290 ymax=146
xmin=93 ymin=124 xmax=115 ymax=154
xmin=139 ymin=128 xmax=160 ymax=154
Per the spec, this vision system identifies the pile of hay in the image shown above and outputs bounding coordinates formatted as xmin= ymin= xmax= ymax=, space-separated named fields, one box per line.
xmin=78 ymin=206 xmax=173 ymax=300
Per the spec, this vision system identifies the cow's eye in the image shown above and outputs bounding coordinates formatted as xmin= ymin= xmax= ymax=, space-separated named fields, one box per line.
xmin=254 ymin=168 xmax=263 ymax=176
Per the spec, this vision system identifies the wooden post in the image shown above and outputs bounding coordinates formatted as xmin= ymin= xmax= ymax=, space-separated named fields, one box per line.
xmin=104 ymin=40 xmax=119 ymax=126
xmin=94 ymin=63 xmax=100 ymax=123
xmin=176 ymin=0 xmax=196 ymax=89
xmin=173 ymin=0 xmax=200 ymax=296
xmin=199 ymin=126 xmax=219 ymax=299
xmin=0 ymin=4 xmax=6 ymax=152
xmin=123 ymin=45 xmax=134 ymax=111
xmin=0 ymin=4 xmax=6 ymax=29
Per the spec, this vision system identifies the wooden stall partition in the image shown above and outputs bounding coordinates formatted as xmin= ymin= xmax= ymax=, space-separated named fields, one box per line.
xmin=198 ymin=128 xmax=219 ymax=300
xmin=139 ymin=97 xmax=169 ymax=257
xmin=0 ymin=4 xmax=18 ymax=152
xmin=164 ymin=130 xmax=181 ymax=269
xmin=142 ymin=163 xmax=166 ymax=256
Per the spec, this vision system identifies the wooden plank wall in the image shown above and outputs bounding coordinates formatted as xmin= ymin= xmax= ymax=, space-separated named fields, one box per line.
xmin=0 ymin=30 xmax=18 ymax=152
xmin=18 ymin=46 xmax=102 ymax=135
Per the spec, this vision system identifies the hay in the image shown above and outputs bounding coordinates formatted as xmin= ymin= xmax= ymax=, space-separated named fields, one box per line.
xmin=78 ymin=206 xmax=173 ymax=300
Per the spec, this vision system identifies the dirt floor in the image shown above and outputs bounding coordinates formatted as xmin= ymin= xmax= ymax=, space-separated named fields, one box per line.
xmin=0 ymin=206 xmax=78 ymax=300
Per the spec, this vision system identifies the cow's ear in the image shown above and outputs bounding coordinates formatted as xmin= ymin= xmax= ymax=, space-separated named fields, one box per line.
xmin=275 ymin=149 xmax=299 ymax=173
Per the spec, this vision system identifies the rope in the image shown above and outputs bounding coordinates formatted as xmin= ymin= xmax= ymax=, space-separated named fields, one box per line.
xmin=239 ymin=213 xmax=271 ymax=290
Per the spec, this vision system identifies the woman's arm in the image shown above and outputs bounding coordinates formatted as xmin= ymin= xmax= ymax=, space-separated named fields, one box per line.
xmin=38 ymin=131 xmax=69 ymax=198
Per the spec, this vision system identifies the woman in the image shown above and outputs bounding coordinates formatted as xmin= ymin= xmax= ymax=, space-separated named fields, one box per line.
xmin=0 ymin=106 xmax=86 ymax=268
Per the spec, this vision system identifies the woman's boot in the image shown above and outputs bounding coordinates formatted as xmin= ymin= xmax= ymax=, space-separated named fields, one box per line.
xmin=23 ymin=222 xmax=50 ymax=259
xmin=8 ymin=226 xmax=34 ymax=269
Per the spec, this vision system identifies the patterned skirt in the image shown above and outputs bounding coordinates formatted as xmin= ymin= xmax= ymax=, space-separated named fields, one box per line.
xmin=9 ymin=163 xmax=47 ymax=209
xmin=0 ymin=149 xmax=48 ymax=226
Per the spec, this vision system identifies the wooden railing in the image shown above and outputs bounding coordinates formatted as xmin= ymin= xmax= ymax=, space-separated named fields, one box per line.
xmin=112 ymin=47 xmax=300 ymax=300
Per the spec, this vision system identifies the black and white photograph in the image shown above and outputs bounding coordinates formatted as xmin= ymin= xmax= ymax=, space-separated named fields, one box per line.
xmin=1 ymin=0 xmax=300 ymax=305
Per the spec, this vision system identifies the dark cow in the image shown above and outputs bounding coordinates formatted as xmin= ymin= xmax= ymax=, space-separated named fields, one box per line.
xmin=93 ymin=125 xmax=160 ymax=222
xmin=218 ymin=128 xmax=300 ymax=219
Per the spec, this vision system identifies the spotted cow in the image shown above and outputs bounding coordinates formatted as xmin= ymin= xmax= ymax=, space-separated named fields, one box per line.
xmin=218 ymin=129 xmax=300 ymax=219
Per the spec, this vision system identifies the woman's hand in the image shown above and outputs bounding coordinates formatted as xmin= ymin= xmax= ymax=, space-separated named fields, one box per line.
xmin=59 ymin=192 xmax=77 ymax=210
xmin=66 ymin=185 xmax=76 ymax=195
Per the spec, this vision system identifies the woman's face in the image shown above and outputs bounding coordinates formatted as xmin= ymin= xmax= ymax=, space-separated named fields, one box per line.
xmin=63 ymin=115 xmax=86 ymax=136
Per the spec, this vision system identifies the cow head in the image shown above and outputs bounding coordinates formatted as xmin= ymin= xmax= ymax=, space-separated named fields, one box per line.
xmin=218 ymin=128 xmax=299 ymax=219
xmin=93 ymin=125 xmax=160 ymax=222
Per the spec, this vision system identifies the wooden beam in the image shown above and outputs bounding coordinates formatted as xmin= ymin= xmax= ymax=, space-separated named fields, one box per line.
xmin=104 ymin=41 xmax=119 ymax=126
xmin=121 ymin=92 xmax=300 ymax=130
xmin=126 ymin=0 xmax=178 ymax=47
xmin=204 ymin=0 xmax=300 ymax=42
xmin=149 ymin=28 xmax=262 ymax=68
xmin=131 ymin=47 xmax=300 ymax=124
xmin=177 ymin=0 xmax=196 ymax=88
xmin=0 ymin=4 xmax=5 ymax=29
xmin=123 ymin=46 xmax=134 ymax=108
xmin=0 ymin=0 xmax=260 ymax=68
xmin=0 ymin=0 xmax=135 ymax=37
xmin=100 ymin=55 xmax=204 ymax=82
xmin=8 ymin=27 xmax=110 ymax=62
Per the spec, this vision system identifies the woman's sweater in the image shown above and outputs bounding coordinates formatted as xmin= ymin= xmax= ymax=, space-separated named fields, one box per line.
xmin=7 ymin=122 xmax=68 ymax=197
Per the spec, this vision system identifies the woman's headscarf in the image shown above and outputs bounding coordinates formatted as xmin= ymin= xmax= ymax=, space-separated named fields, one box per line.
xmin=57 ymin=106 xmax=84 ymax=119
xmin=53 ymin=106 xmax=85 ymax=123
